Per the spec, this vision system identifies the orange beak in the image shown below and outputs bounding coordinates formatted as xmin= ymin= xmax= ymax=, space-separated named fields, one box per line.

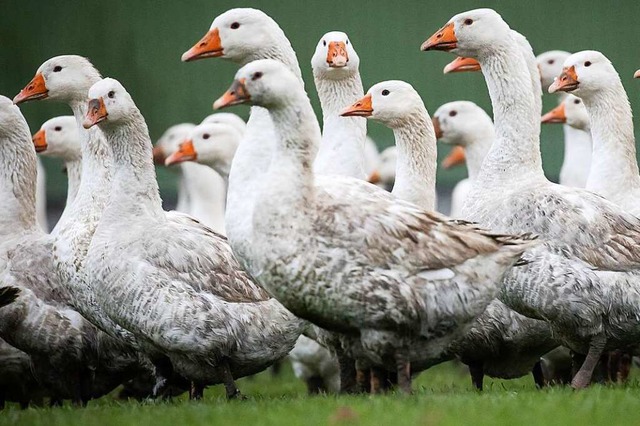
xmin=153 ymin=146 xmax=166 ymax=165
xmin=367 ymin=170 xmax=381 ymax=184
xmin=548 ymin=66 xmax=579 ymax=93
xmin=421 ymin=22 xmax=457 ymax=51
xmin=541 ymin=103 xmax=566 ymax=124
xmin=13 ymin=73 xmax=48 ymax=104
xmin=432 ymin=117 xmax=443 ymax=139
xmin=340 ymin=94 xmax=373 ymax=117
xmin=442 ymin=146 xmax=466 ymax=169
xmin=32 ymin=129 xmax=48 ymax=153
xmin=443 ymin=57 xmax=481 ymax=74
xmin=182 ymin=28 xmax=223 ymax=62
xmin=327 ymin=41 xmax=348 ymax=68
xmin=83 ymin=97 xmax=108 ymax=129
xmin=213 ymin=78 xmax=250 ymax=110
xmin=634 ymin=69 xmax=640 ymax=79
xmin=165 ymin=139 xmax=197 ymax=166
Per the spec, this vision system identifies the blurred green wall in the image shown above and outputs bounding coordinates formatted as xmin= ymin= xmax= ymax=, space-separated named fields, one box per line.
xmin=2 ymin=0 xmax=640 ymax=203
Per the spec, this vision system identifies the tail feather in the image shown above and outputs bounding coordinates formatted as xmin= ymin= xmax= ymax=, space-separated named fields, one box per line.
xmin=0 ymin=286 xmax=20 ymax=309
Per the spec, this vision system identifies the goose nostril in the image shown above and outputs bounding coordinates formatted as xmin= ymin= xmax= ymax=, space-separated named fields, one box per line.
xmin=437 ymin=33 xmax=443 ymax=39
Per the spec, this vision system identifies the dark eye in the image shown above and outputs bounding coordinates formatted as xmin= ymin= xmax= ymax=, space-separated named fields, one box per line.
xmin=54 ymin=126 xmax=62 ymax=131
xmin=381 ymin=89 xmax=390 ymax=96
xmin=230 ymin=22 xmax=240 ymax=29
xmin=449 ymin=110 xmax=457 ymax=117
xmin=322 ymin=40 xmax=326 ymax=46
xmin=464 ymin=18 xmax=473 ymax=25
xmin=252 ymin=72 xmax=263 ymax=81
xmin=345 ymin=40 xmax=349 ymax=45
xmin=574 ymin=99 xmax=581 ymax=104
xmin=547 ymin=59 xmax=555 ymax=65
xmin=53 ymin=65 xmax=62 ymax=72
xmin=108 ymin=91 xmax=115 ymax=98
xmin=584 ymin=61 xmax=592 ymax=67
xmin=203 ymin=133 xmax=210 ymax=140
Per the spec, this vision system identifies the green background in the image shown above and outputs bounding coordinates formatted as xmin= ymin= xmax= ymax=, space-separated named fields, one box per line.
xmin=2 ymin=0 xmax=639 ymax=204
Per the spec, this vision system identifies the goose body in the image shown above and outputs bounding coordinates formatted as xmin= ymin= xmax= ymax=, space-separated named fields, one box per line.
xmin=423 ymin=8 xmax=640 ymax=388
xmin=84 ymin=78 xmax=305 ymax=397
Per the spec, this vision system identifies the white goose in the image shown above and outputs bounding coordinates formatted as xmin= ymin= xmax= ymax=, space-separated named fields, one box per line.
xmin=213 ymin=58 xmax=534 ymax=393
xmin=537 ymin=50 xmax=592 ymax=188
xmin=422 ymin=8 xmax=640 ymax=388
xmin=83 ymin=77 xmax=305 ymax=399
xmin=433 ymin=101 xmax=493 ymax=218
xmin=312 ymin=31 xmax=367 ymax=179
xmin=35 ymin=159 xmax=48 ymax=232
xmin=550 ymin=50 xmax=640 ymax=216
xmin=33 ymin=116 xmax=82 ymax=210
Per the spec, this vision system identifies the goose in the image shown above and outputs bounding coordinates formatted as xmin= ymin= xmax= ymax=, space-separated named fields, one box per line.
xmin=368 ymin=146 xmax=397 ymax=190
xmin=542 ymin=94 xmax=590 ymax=132
xmin=0 ymin=339 xmax=46 ymax=409
xmin=213 ymin=58 xmax=534 ymax=393
xmin=35 ymin=159 xmax=48 ymax=232
xmin=33 ymin=116 xmax=82 ymax=210
xmin=549 ymin=50 xmax=640 ymax=216
xmin=201 ymin=112 xmax=246 ymax=134
xmin=635 ymin=70 xmax=640 ymax=79
xmin=537 ymin=50 xmax=592 ymax=188
xmin=364 ymin=137 xmax=381 ymax=180
xmin=311 ymin=31 xmax=367 ymax=179
xmin=433 ymin=101 xmax=493 ymax=218
xmin=422 ymin=8 xmax=640 ymax=389
xmin=83 ymin=77 xmax=305 ymax=399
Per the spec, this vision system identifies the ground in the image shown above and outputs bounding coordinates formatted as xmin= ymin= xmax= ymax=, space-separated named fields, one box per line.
xmin=2 ymin=361 xmax=639 ymax=426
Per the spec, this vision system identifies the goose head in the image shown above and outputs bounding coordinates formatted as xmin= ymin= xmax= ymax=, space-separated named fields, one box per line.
xmin=536 ymin=51 xmax=571 ymax=92
xmin=14 ymin=55 xmax=101 ymax=104
xmin=201 ymin=112 xmax=246 ymax=136
xmin=432 ymin=101 xmax=493 ymax=148
xmin=421 ymin=8 xmax=512 ymax=58
xmin=0 ymin=96 xmax=29 ymax=137
xmin=213 ymin=59 xmax=303 ymax=110
xmin=32 ymin=116 xmax=81 ymax=159
xmin=311 ymin=31 xmax=360 ymax=79
xmin=340 ymin=81 xmax=424 ymax=128
xmin=541 ymin=94 xmax=590 ymax=131
xmin=549 ymin=50 xmax=619 ymax=98
xmin=153 ymin=123 xmax=196 ymax=165
xmin=182 ymin=8 xmax=283 ymax=64
xmin=83 ymin=78 xmax=136 ymax=130
xmin=165 ymin=122 xmax=240 ymax=172
xmin=635 ymin=69 xmax=640 ymax=79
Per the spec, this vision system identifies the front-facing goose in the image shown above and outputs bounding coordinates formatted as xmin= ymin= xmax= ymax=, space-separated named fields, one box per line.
xmin=422 ymin=8 xmax=640 ymax=388
xmin=83 ymin=77 xmax=305 ymax=399
xmin=213 ymin=58 xmax=534 ymax=393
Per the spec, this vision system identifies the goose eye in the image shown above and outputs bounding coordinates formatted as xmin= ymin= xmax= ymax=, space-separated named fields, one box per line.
xmin=449 ymin=110 xmax=458 ymax=117
xmin=230 ymin=22 xmax=240 ymax=30
xmin=547 ymin=59 xmax=555 ymax=65
xmin=464 ymin=18 xmax=474 ymax=25
xmin=584 ymin=61 xmax=592 ymax=67
xmin=108 ymin=90 xmax=115 ymax=99
xmin=322 ymin=40 xmax=326 ymax=47
xmin=345 ymin=40 xmax=349 ymax=45
xmin=252 ymin=72 xmax=263 ymax=81
xmin=381 ymin=89 xmax=390 ymax=96
xmin=54 ymin=126 xmax=62 ymax=131
xmin=574 ymin=99 xmax=581 ymax=104
xmin=53 ymin=65 xmax=62 ymax=72
xmin=203 ymin=133 xmax=210 ymax=140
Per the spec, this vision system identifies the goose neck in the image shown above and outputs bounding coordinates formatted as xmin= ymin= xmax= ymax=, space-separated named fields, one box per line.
xmin=64 ymin=158 xmax=83 ymax=207
xmin=391 ymin=110 xmax=436 ymax=210
xmin=476 ymin=41 xmax=545 ymax=184
xmin=464 ymin=126 xmax=494 ymax=180
xmin=313 ymin=73 xmax=367 ymax=178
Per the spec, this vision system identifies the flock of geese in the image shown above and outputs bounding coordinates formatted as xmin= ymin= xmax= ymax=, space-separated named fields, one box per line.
xmin=2 ymin=6 xmax=640 ymax=408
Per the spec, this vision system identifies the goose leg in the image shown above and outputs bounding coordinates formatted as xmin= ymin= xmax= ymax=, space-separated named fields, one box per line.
xmin=219 ymin=358 xmax=244 ymax=400
xmin=532 ymin=361 xmax=545 ymax=388
xmin=395 ymin=350 xmax=412 ymax=394
xmin=189 ymin=382 xmax=204 ymax=400
xmin=152 ymin=357 xmax=174 ymax=399
xmin=337 ymin=353 xmax=358 ymax=394
xmin=369 ymin=367 xmax=383 ymax=394
xmin=468 ymin=363 xmax=484 ymax=391
xmin=305 ymin=376 xmax=325 ymax=394
xmin=571 ymin=335 xmax=607 ymax=389
xmin=355 ymin=367 xmax=370 ymax=393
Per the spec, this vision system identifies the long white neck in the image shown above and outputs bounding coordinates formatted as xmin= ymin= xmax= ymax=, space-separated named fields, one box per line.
xmin=0 ymin=122 xmax=38 ymax=234
xmin=475 ymin=36 xmax=545 ymax=187
xmin=559 ymin=125 xmax=591 ymax=188
xmin=390 ymin=110 xmax=437 ymax=211
xmin=180 ymin=162 xmax=226 ymax=234
xmin=582 ymin=83 xmax=640 ymax=199
xmin=100 ymin=114 xmax=165 ymax=224
xmin=313 ymin=73 xmax=367 ymax=179
xmin=463 ymin=125 xmax=494 ymax=180
xmin=52 ymin=97 xmax=113 ymax=235
xmin=64 ymin=158 xmax=83 ymax=207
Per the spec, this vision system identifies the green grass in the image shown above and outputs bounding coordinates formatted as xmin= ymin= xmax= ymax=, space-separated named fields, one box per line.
xmin=3 ymin=362 xmax=640 ymax=426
